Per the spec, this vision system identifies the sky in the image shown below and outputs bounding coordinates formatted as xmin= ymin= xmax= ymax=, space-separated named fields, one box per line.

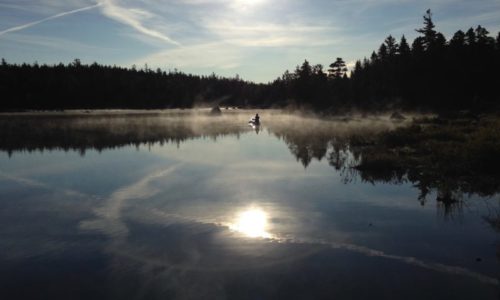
xmin=1 ymin=0 xmax=499 ymax=83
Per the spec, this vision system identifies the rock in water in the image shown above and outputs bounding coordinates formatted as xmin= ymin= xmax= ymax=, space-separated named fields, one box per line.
xmin=210 ymin=106 xmax=222 ymax=116
xmin=390 ymin=112 xmax=406 ymax=120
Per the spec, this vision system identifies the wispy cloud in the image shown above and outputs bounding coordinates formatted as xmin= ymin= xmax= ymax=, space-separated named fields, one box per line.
xmin=128 ymin=0 xmax=342 ymax=79
xmin=204 ymin=20 xmax=339 ymax=47
xmin=135 ymin=41 xmax=245 ymax=70
xmin=2 ymin=0 xmax=500 ymax=82
xmin=0 ymin=3 xmax=101 ymax=37
xmin=0 ymin=0 xmax=97 ymax=15
xmin=97 ymin=0 xmax=180 ymax=46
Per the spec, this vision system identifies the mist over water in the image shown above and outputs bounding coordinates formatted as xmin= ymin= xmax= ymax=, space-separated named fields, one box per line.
xmin=0 ymin=110 xmax=498 ymax=299
xmin=0 ymin=109 xmax=408 ymax=154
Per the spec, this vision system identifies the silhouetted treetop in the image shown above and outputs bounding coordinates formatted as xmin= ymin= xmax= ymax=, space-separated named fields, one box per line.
xmin=398 ymin=35 xmax=410 ymax=56
xmin=384 ymin=35 xmax=399 ymax=57
xmin=1 ymin=9 xmax=499 ymax=112
xmin=416 ymin=9 xmax=437 ymax=50
xmin=328 ymin=57 xmax=348 ymax=79
xmin=450 ymin=30 xmax=465 ymax=48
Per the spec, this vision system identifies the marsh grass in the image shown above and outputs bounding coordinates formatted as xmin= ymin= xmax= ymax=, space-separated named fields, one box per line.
xmin=352 ymin=115 xmax=500 ymax=198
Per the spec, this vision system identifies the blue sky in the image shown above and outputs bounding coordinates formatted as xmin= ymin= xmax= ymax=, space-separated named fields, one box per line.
xmin=1 ymin=0 xmax=499 ymax=82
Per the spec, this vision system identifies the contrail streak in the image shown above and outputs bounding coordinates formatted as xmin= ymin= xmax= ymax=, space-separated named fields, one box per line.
xmin=98 ymin=0 xmax=180 ymax=46
xmin=0 ymin=3 xmax=102 ymax=37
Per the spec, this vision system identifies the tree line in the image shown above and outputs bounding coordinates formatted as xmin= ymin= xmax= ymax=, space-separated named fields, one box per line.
xmin=1 ymin=10 xmax=499 ymax=112
xmin=266 ymin=9 xmax=500 ymax=112
xmin=0 ymin=59 xmax=259 ymax=110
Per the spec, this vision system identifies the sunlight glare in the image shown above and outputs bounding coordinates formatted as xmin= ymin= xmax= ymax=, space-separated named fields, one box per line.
xmin=230 ymin=208 xmax=272 ymax=238
xmin=236 ymin=0 xmax=263 ymax=4
xmin=233 ymin=0 xmax=265 ymax=11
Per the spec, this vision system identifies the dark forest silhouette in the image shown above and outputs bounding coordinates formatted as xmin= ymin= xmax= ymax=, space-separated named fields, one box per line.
xmin=1 ymin=10 xmax=499 ymax=112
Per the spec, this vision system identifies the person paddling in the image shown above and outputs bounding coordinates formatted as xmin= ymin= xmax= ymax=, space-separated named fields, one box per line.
xmin=254 ymin=113 xmax=260 ymax=124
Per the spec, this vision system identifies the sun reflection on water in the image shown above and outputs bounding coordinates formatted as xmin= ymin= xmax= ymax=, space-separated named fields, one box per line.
xmin=230 ymin=208 xmax=272 ymax=238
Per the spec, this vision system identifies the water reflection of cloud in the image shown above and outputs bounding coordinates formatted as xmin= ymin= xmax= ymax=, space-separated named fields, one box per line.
xmin=86 ymin=197 xmax=500 ymax=287
xmin=0 ymin=170 xmax=95 ymax=199
xmin=8 ymin=111 xmax=475 ymax=292
xmin=76 ymin=162 xmax=499 ymax=287
xmin=3 ymin=111 xmax=499 ymax=298
xmin=80 ymin=164 xmax=181 ymax=238
xmin=207 ymin=161 xmax=323 ymax=185
xmin=6 ymin=166 xmax=486 ymax=288
xmin=321 ymin=241 xmax=499 ymax=286
xmin=0 ymin=173 xmax=100 ymax=261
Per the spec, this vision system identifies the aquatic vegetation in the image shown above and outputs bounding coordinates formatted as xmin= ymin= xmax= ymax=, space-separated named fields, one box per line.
xmin=352 ymin=114 xmax=500 ymax=201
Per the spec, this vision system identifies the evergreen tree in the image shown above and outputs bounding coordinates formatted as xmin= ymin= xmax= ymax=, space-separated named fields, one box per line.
xmin=312 ymin=64 xmax=326 ymax=77
xmin=465 ymin=28 xmax=476 ymax=45
xmin=475 ymin=25 xmax=495 ymax=46
xmin=435 ymin=33 xmax=446 ymax=48
xmin=384 ymin=35 xmax=399 ymax=57
xmin=293 ymin=60 xmax=314 ymax=105
xmin=297 ymin=60 xmax=313 ymax=78
xmin=281 ymin=70 xmax=294 ymax=82
xmin=398 ymin=35 xmax=410 ymax=56
xmin=352 ymin=60 xmax=362 ymax=77
xmin=411 ymin=37 xmax=425 ymax=54
xmin=71 ymin=58 xmax=82 ymax=67
xmin=416 ymin=9 xmax=437 ymax=50
xmin=328 ymin=57 xmax=348 ymax=79
xmin=450 ymin=30 xmax=465 ymax=48
xmin=362 ymin=57 xmax=370 ymax=67
xmin=378 ymin=43 xmax=388 ymax=60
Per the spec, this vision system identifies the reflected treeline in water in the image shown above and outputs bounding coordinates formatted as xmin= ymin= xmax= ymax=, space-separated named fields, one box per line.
xmin=356 ymin=116 xmax=500 ymax=200
xmin=0 ymin=111 xmax=402 ymax=163
xmin=0 ymin=110 xmax=253 ymax=156
xmin=2 ymin=111 xmax=499 ymax=210
xmin=267 ymin=114 xmax=401 ymax=170
xmin=267 ymin=113 xmax=500 ymax=215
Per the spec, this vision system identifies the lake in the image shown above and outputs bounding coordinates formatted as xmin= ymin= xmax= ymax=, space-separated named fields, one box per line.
xmin=0 ymin=110 xmax=498 ymax=299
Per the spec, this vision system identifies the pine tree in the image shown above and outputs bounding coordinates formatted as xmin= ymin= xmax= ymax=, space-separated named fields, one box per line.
xmin=435 ymin=32 xmax=447 ymax=49
xmin=450 ymin=30 xmax=465 ymax=48
xmin=312 ymin=64 xmax=325 ymax=76
xmin=475 ymin=25 xmax=494 ymax=46
xmin=352 ymin=60 xmax=362 ymax=76
xmin=398 ymin=35 xmax=410 ymax=56
xmin=465 ymin=28 xmax=476 ymax=45
xmin=362 ymin=57 xmax=370 ymax=67
xmin=412 ymin=37 xmax=425 ymax=54
xmin=378 ymin=43 xmax=388 ymax=60
xmin=328 ymin=57 xmax=348 ymax=79
xmin=496 ymin=32 xmax=500 ymax=51
xmin=71 ymin=58 xmax=82 ymax=68
xmin=384 ymin=35 xmax=399 ymax=57
xmin=416 ymin=9 xmax=437 ymax=50
xmin=296 ymin=60 xmax=313 ymax=79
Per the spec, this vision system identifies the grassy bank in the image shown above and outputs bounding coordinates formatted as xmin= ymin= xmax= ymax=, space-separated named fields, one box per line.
xmin=352 ymin=113 xmax=500 ymax=200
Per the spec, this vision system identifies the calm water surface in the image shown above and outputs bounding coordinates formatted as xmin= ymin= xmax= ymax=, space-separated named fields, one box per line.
xmin=0 ymin=110 xmax=499 ymax=299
